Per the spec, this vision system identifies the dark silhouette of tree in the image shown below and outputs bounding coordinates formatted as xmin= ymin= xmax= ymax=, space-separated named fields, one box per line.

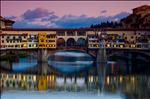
xmin=90 ymin=21 xmax=122 ymax=28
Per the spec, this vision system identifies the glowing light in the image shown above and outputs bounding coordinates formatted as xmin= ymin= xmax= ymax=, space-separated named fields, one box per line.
xmin=23 ymin=75 xmax=26 ymax=81
xmin=120 ymin=76 xmax=123 ymax=83
xmin=13 ymin=75 xmax=16 ymax=80
xmin=24 ymin=44 xmax=27 ymax=47
xmin=52 ymin=75 xmax=55 ymax=81
xmin=114 ymin=44 xmax=117 ymax=48
xmin=33 ymin=75 xmax=36 ymax=81
xmin=89 ymin=76 xmax=93 ymax=82
xmin=33 ymin=44 xmax=37 ymax=47
xmin=107 ymin=44 xmax=110 ymax=47
xmin=106 ymin=76 xmax=110 ymax=85
xmin=19 ymin=74 xmax=21 ymax=81
xmin=114 ymin=76 xmax=116 ymax=81
xmin=120 ymin=45 xmax=123 ymax=48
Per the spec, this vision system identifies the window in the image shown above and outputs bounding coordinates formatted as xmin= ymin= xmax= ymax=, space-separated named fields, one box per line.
xmin=57 ymin=31 xmax=65 ymax=36
xmin=47 ymin=35 xmax=50 ymax=38
xmin=2 ymin=40 xmax=4 ymax=43
xmin=138 ymin=33 xmax=141 ymax=35
xmin=131 ymin=36 xmax=134 ymax=39
xmin=51 ymin=35 xmax=55 ymax=38
xmin=124 ymin=37 xmax=127 ymax=39
xmin=67 ymin=31 xmax=75 ymax=36
xmin=13 ymin=36 xmax=15 ymax=39
xmin=77 ymin=32 xmax=86 ymax=36
xmin=49 ymin=40 xmax=55 ymax=42
xmin=19 ymin=36 xmax=21 ymax=39
xmin=41 ymin=40 xmax=44 ymax=42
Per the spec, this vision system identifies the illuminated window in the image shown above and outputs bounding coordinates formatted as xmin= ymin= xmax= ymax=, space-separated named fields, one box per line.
xmin=33 ymin=44 xmax=37 ymax=47
xmin=114 ymin=45 xmax=117 ymax=47
xmin=131 ymin=44 xmax=135 ymax=48
xmin=107 ymin=44 xmax=110 ymax=47
xmin=24 ymin=44 xmax=27 ymax=47
xmin=120 ymin=45 xmax=123 ymax=48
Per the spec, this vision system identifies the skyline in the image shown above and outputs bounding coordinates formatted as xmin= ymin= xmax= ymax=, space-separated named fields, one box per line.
xmin=1 ymin=1 xmax=150 ymax=28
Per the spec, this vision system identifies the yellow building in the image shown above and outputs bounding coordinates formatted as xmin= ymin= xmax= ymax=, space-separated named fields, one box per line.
xmin=46 ymin=32 xmax=57 ymax=49
xmin=38 ymin=32 xmax=47 ymax=48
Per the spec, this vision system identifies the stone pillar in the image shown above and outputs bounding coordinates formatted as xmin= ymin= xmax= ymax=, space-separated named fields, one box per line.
xmin=38 ymin=49 xmax=48 ymax=75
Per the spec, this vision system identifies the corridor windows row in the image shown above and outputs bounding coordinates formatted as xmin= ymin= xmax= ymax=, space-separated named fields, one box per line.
xmin=77 ymin=32 xmax=86 ymax=36
xmin=57 ymin=31 xmax=86 ymax=36
xmin=47 ymin=35 xmax=56 ymax=38
xmin=67 ymin=31 xmax=76 ymax=36
xmin=46 ymin=40 xmax=56 ymax=43
xmin=6 ymin=40 xmax=21 ymax=43
xmin=89 ymin=44 xmax=99 ymax=48
xmin=47 ymin=44 xmax=56 ymax=47
xmin=57 ymin=31 xmax=65 ymax=36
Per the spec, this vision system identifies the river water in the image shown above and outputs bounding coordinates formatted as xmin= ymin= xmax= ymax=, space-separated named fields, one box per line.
xmin=1 ymin=50 xmax=150 ymax=99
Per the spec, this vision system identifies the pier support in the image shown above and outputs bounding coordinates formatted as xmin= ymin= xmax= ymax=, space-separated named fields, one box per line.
xmin=38 ymin=49 xmax=48 ymax=75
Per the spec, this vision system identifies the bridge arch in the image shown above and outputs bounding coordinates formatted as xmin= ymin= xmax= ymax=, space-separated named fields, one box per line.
xmin=57 ymin=38 xmax=66 ymax=48
xmin=76 ymin=38 xmax=86 ymax=47
xmin=107 ymin=50 xmax=150 ymax=64
xmin=66 ymin=38 xmax=76 ymax=47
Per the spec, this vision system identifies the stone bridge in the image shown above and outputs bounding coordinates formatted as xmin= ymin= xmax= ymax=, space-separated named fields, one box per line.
xmin=1 ymin=47 xmax=150 ymax=61
xmin=0 ymin=47 xmax=150 ymax=75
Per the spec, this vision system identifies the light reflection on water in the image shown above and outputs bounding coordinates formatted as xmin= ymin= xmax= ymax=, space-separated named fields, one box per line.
xmin=1 ymin=50 xmax=150 ymax=99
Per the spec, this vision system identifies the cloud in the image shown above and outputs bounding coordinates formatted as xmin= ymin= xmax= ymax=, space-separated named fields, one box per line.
xmin=5 ymin=16 xmax=17 ymax=20
xmin=22 ymin=8 xmax=56 ymax=21
xmin=101 ymin=10 xmax=107 ymax=14
xmin=54 ymin=12 xmax=130 ymax=28
xmin=4 ymin=8 xmax=130 ymax=28
xmin=13 ymin=20 xmax=47 ymax=28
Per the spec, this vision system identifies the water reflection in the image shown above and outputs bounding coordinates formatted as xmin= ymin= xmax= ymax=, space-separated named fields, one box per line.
xmin=12 ymin=56 xmax=37 ymax=72
xmin=48 ymin=51 xmax=94 ymax=73
xmin=1 ymin=50 xmax=150 ymax=99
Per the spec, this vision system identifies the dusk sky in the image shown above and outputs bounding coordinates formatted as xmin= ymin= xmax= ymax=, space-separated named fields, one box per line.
xmin=1 ymin=1 xmax=150 ymax=28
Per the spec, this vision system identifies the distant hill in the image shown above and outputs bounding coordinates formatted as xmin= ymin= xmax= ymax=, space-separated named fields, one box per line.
xmin=90 ymin=5 xmax=150 ymax=29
